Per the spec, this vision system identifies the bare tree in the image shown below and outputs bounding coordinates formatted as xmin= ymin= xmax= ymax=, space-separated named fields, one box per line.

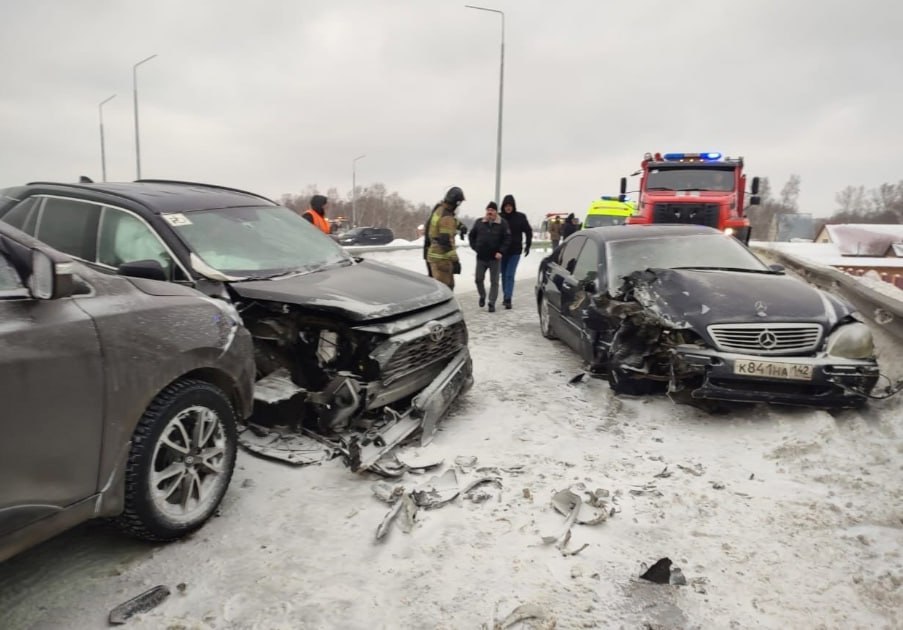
xmin=779 ymin=174 xmax=801 ymax=212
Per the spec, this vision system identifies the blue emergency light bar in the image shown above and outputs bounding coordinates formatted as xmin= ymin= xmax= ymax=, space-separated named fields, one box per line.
xmin=663 ymin=152 xmax=722 ymax=161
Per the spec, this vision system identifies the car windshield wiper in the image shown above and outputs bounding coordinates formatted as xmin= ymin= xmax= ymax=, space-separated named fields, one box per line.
xmin=670 ymin=266 xmax=779 ymax=274
xmin=645 ymin=186 xmax=674 ymax=191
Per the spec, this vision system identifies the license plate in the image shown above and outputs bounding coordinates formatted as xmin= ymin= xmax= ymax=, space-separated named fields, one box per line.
xmin=733 ymin=359 xmax=813 ymax=381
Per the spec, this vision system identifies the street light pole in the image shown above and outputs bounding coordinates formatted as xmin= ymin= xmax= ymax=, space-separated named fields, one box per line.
xmin=352 ymin=154 xmax=366 ymax=227
xmin=98 ymin=94 xmax=116 ymax=182
xmin=465 ymin=5 xmax=505 ymax=207
xmin=132 ymin=54 xmax=157 ymax=180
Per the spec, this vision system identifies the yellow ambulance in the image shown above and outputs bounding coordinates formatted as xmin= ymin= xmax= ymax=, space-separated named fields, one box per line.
xmin=584 ymin=196 xmax=635 ymax=228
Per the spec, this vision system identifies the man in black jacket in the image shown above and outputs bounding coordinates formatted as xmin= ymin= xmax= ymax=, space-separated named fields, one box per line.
xmin=468 ymin=201 xmax=511 ymax=312
xmin=498 ymin=194 xmax=533 ymax=309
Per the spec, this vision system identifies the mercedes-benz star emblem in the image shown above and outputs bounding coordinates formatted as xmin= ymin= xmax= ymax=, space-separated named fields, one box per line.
xmin=757 ymin=330 xmax=778 ymax=350
xmin=427 ymin=321 xmax=446 ymax=343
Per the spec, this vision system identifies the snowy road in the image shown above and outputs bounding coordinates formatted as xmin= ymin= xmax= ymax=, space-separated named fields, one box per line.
xmin=2 ymin=248 xmax=902 ymax=629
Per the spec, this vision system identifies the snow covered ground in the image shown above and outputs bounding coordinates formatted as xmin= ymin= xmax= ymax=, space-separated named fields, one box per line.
xmin=1 ymin=246 xmax=902 ymax=629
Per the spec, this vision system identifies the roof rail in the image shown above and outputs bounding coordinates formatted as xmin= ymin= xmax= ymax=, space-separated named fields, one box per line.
xmin=134 ymin=179 xmax=276 ymax=204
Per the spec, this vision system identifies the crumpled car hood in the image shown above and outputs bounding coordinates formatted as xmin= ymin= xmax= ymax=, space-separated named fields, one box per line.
xmin=626 ymin=268 xmax=852 ymax=331
xmin=229 ymin=259 xmax=452 ymax=322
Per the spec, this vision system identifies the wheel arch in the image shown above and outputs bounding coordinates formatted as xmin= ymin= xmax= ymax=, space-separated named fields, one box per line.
xmin=94 ymin=366 xmax=248 ymax=519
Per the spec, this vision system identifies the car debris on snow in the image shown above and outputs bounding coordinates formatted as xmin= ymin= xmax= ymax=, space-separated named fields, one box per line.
xmin=542 ymin=488 xmax=612 ymax=554
xmin=375 ymin=493 xmax=418 ymax=541
xmin=639 ymin=557 xmax=673 ymax=584
xmin=455 ymin=455 xmax=479 ymax=471
xmin=411 ymin=468 xmax=461 ymax=509
xmin=677 ymin=463 xmax=706 ymax=476
xmin=653 ymin=466 xmax=672 ymax=478
xmin=108 ymin=585 xmax=171 ymax=625
xmin=395 ymin=448 xmax=445 ymax=472
xmin=568 ymin=372 xmax=586 ymax=385
xmin=372 ymin=463 xmax=505 ymax=540
xmin=371 ymin=481 xmax=405 ymax=504
xmin=237 ymin=423 xmax=337 ymax=466
xmin=670 ymin=566 xmax=688 ymax=586
xmin=484 ymin=602 xmax=553 ymax=630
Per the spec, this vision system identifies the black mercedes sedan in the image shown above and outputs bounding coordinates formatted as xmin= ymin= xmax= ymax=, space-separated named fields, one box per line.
xmin=535 ymin=224 xmax=880 ymax=407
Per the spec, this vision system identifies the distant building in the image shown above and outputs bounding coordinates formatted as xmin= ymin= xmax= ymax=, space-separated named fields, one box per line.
xmin=814 ymin=224 xmax=903 ymax=257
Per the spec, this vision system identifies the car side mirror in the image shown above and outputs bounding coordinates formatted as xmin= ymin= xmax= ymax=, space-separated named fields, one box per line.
xmin=768 ymin=263 xmax=785 ymax=274
xmin=28 ymin=248 xmax=76 ymax=300
xmin=749 ymin=195 xmax=761 ymax=206
xmin=619 ymin=177 xmax=627 ymax=196
xmin=118 ymin=259 xmax=167 ymax=282
xmin=750 ymin=176 xmax=761 ymax=195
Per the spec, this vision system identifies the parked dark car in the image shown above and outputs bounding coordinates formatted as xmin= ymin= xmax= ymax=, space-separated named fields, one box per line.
xmin=0 ymin=221 xmax=255 ymax=562
xmin=0 ymin=181 xmax=472 ymax=471
xmin=337 ymin=227 xmax=395 ymax=246
xmin=535 ymin=224 xmax=880 ymax=407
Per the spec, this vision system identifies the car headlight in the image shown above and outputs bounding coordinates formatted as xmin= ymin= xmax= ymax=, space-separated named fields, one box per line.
xmin=825 ymin=322 xmax=874 ymax=359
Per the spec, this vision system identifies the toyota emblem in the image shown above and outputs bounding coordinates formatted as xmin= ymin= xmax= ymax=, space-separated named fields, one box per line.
xmin=428 ymin=322 xmax=446 ymax=343
xmin=757 ymin=330 xmax=778 ymax=350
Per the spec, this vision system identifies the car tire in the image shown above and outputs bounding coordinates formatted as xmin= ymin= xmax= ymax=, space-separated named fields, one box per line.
xmin=116 ymin=379 xmax=238 ymax=541
xmin=538 ymin=294 xmax=558 ymax=340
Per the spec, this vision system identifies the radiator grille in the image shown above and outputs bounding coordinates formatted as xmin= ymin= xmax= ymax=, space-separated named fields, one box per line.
xmin=652 ymin=202 xmax=720 ymax=228
xmin=382 ymin=321 xmax=468 ymax=384
xmin=707 ymin=323 xmax=822 ymax=355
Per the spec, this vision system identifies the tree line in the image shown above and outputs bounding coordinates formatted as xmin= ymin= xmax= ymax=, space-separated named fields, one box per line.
xmin=277 ymin=176 xmax=901 ymax=242
xmin=748 ymin=175 xmax=903 ymax=239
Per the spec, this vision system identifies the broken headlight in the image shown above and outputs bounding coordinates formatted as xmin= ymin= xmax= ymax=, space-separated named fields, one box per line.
xmin=825 ymin=322 xmax=874 ymax=360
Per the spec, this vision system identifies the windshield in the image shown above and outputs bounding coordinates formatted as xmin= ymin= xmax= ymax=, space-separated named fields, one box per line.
xmin=646 ymin=168 xmax=735 ymax=192
xmin=169 ymin=205 xmax=351 ymax=278
xmin=607 ymin=233 xmax=767 ymax=284
xmin=585 ymin=214 xmax=629 ymax=228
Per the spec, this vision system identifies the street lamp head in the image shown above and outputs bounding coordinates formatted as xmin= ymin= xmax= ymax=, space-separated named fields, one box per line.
xmin=134 ymin=54 xmax=158 ymax=70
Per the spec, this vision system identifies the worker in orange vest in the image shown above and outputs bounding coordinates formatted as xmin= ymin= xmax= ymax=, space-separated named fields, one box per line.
xmin=303 ymin=194 xmax=330 ymax=234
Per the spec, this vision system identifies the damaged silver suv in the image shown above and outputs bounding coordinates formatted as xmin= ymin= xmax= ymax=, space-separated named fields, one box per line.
xmin=0 ymin=181 xmax=473 ymax=470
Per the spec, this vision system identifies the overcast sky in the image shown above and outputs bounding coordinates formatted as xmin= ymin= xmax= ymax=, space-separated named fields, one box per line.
xmin=2 ymin=0 xmax=901 ymax=224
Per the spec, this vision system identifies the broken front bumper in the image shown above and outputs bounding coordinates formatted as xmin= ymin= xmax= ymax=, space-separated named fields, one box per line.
xmin=672 ymin=345 xmax=879 ymax=407
xmin=348 ymin=347 xmax=473 ymax=471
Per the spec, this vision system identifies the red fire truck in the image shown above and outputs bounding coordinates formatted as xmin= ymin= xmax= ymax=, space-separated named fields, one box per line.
xmin=621 ymin=151 xmax=761 ymax=243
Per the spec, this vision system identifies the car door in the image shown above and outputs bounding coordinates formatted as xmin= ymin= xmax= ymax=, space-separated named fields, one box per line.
xmin=561 ymin=239 xmax=602 ymax=363
xmin=543 ymin=235 xmax=587 ymax=350
xmin=0 ymin=243 xmax=105 ymax=536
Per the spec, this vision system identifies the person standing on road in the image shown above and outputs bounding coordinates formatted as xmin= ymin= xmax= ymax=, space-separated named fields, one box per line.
xmin=548 ymin=216 xmax=562 ymax=249
xmin=303 ymin=194 xmax=331 ymax=234
xmin=468 ymin=201 xmax=511 ymax=312
xmin=426 ymin=186 xmax=466 ymax=289
xmin=498 ymin=194 xmax=533 ymax=309
xmin=561 ymin=212 xmax=579 ymax=240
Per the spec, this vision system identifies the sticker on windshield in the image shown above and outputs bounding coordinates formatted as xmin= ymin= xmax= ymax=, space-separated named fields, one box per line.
xmin=162 ymin=213 xmax=192 ymax=226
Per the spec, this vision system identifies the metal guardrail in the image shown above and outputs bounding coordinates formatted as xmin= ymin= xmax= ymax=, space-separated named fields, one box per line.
xmin=752 ymin=245 xmax=903 ymax=343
